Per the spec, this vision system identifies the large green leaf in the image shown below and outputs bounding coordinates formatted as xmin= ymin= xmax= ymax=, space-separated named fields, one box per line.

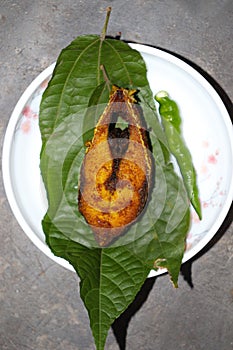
xmin=39 ymin=34 xmax=190 ymax=350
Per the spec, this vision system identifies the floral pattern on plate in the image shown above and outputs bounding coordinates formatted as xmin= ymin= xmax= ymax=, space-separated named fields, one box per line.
xmin=16 ymin=78 xmax=50 ymax=134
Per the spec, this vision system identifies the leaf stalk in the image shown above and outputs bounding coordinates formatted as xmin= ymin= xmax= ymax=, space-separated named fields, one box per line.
xmin=100 ymin=7 xmax=112 ymax=42
xmin=100 ymin=64 xmax=111 ymax=91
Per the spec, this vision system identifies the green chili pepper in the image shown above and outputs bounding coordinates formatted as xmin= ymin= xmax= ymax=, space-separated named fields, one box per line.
xmin=155 ymin=91 xmax=202 ymax=220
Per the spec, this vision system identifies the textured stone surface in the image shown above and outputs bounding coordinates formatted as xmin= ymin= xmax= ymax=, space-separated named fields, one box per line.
xmin=0 ymin=1 xmax=232 ymax=349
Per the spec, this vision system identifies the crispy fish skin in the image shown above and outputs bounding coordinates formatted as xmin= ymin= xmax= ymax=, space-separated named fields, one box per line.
xmin=78 ymin=86 xmax=153 ymax=246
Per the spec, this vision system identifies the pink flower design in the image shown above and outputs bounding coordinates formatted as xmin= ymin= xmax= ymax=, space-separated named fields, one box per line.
xmin=40 ymin=78 xmax=49 ymax=89
xmin=20 ymin=103 xmax=39 ymax=133
xmin=202 ymin=201 xmax=209 ymax=208
xmin=22 ymin=105 xmax=38 ymax=119
xmin=191 ymin=210 xmax=201 ymax=223
xmin=202 ymin=140 xmax=209 ymax=148
xmin=21 ymin=119 xmax=31 ymax=133
xmin=208 ymin=154 xmax=217 ymax=164
xmin=200 ymin=163 xmax=208 ymax=175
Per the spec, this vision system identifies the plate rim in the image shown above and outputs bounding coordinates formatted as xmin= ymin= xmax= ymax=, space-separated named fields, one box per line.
xmin=2 ymin=43 xmax=233 ymax=277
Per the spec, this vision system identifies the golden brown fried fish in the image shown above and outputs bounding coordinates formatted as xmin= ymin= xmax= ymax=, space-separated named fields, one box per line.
xmin=78 ymin=86 xmax=153 ymax=246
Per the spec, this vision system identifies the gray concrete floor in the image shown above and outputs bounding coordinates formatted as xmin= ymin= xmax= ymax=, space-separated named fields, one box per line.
xmin=0 ymin=1 xmax=233 ymax=349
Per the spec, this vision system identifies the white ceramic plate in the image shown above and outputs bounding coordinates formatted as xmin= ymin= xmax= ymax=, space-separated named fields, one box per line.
xmin=2 ymin=44 xmax=233 ymax=277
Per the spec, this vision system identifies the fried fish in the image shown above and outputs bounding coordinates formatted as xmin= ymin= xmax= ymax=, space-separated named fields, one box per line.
xmin=78 ymin=86 xmax=153 ymax=246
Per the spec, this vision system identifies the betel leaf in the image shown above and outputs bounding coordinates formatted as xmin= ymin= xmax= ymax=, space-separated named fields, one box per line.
xmin=39 ymin=11 xmax=190 ymax=350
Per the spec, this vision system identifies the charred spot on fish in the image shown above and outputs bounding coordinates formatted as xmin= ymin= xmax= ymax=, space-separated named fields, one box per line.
xmin=104 ymin=158 xmax=120 ymax=194
xmin=137 ymin=180 xmax=149 ymax=214
xmin=108 ymin=125 xmax=130 ymax=158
